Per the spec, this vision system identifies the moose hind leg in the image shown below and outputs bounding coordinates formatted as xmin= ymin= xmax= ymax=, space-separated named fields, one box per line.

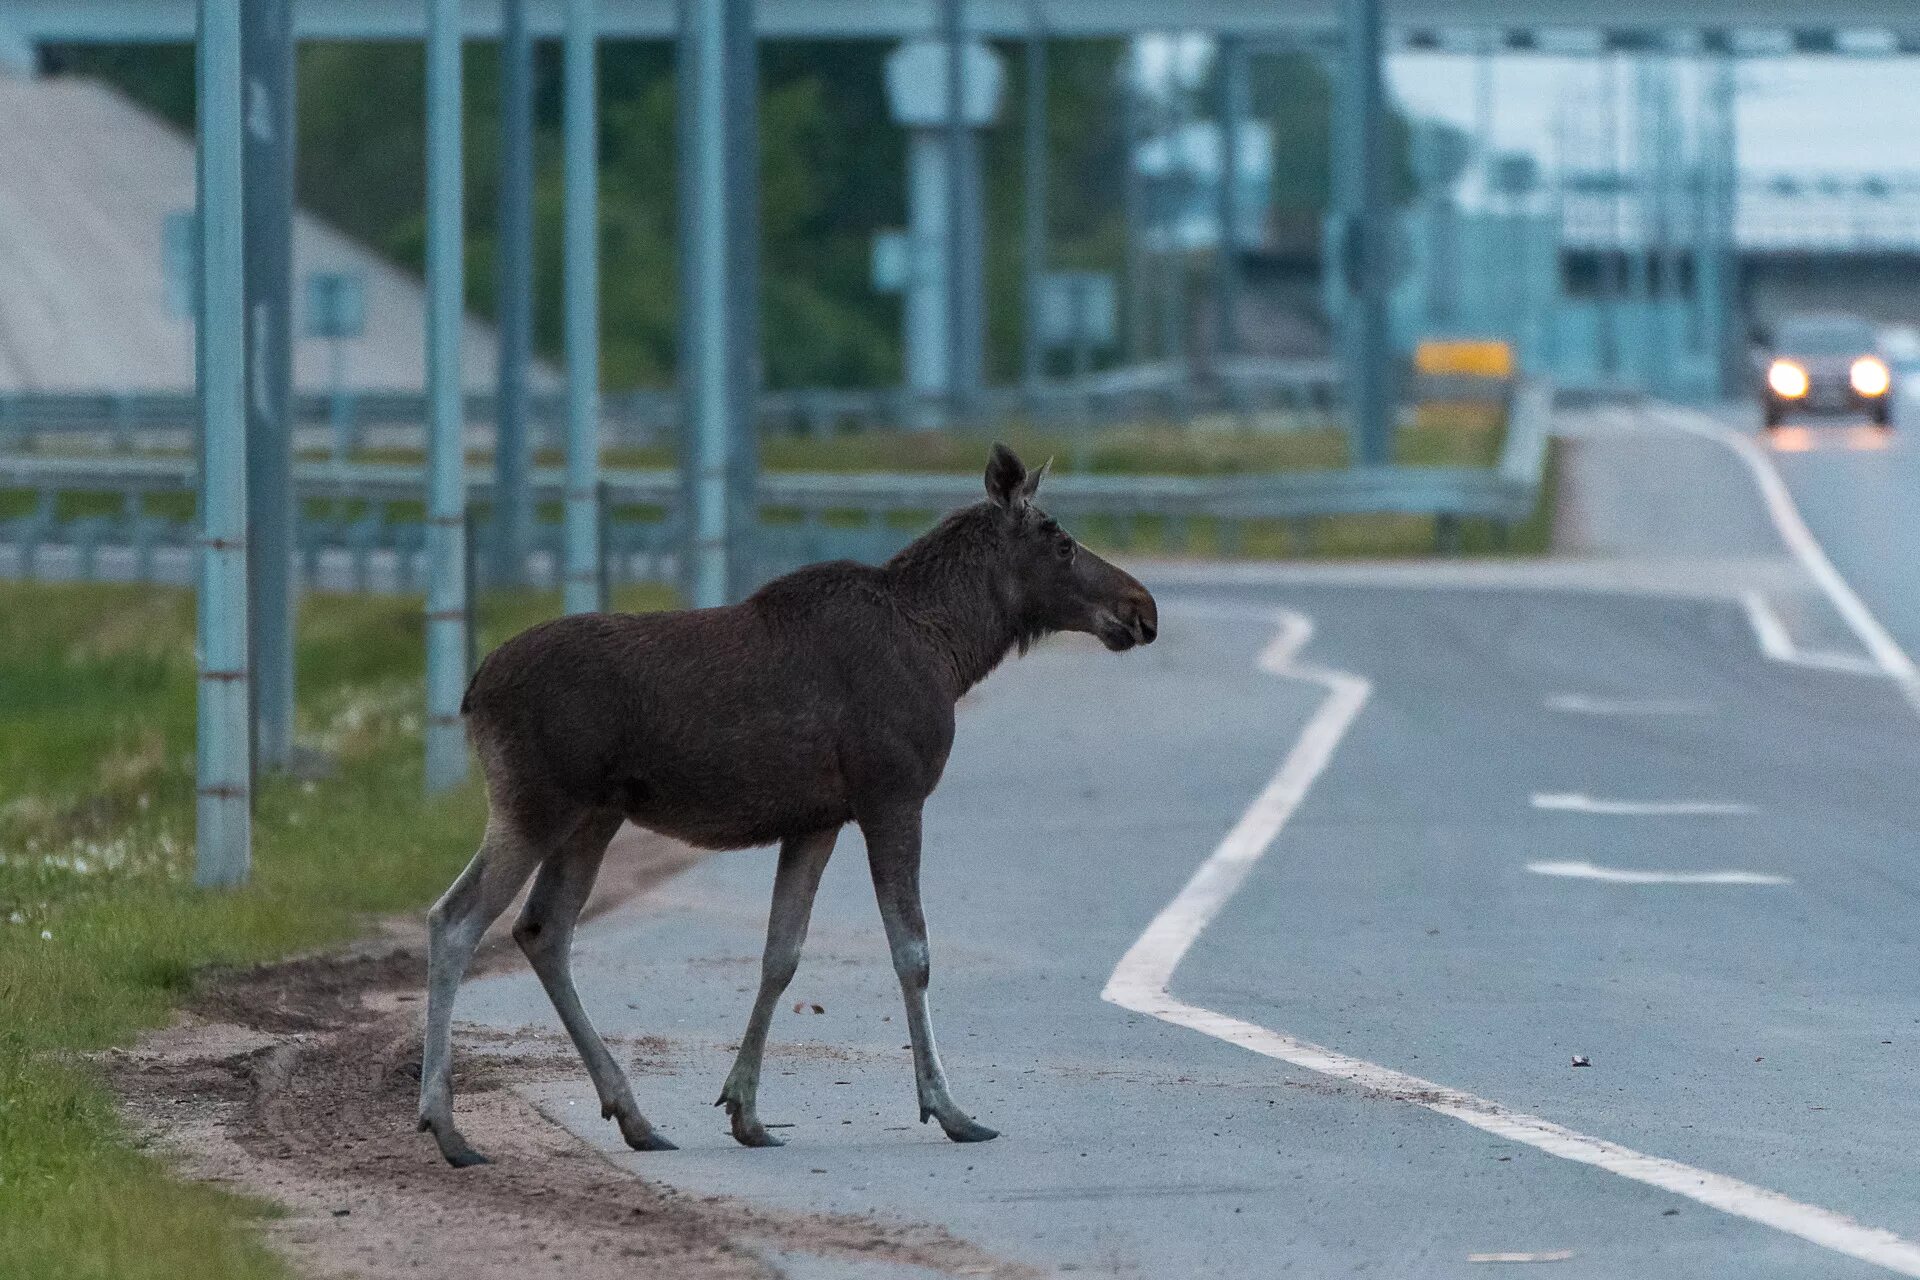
xmin=419 ymin=822 xmax=545 ymax=1166
xmin=717 ymin=828 xmax=837 ymax=1147
xmin=514 ymin=812 xmax=676 ymax=1152
xmin=860 ymin=806 xmax=997 ymax=1143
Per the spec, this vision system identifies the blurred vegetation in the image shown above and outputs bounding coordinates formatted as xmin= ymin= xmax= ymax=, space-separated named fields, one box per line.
xmin=0 ymin=581 xmax=672 ymax=1280
xmin=52 ymin=38 xmax=1438 ymax=392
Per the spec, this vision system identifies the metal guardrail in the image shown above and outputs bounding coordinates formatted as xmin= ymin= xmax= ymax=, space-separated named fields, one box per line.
xmin=0 ymin=378 xmax=1552 ymax=590
xmin=0 ymin=361 xmax=1342 ymax=453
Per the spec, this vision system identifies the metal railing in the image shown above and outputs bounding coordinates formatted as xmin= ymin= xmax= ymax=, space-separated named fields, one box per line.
xmin=0 ymin=378 xmax=1551 ymax=590
xmin=0 ymin=360 xmax=1343 ymax=454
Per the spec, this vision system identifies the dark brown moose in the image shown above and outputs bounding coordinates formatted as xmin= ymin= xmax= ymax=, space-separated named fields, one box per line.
xmin=418 ymin=444 xmax=1159 ymax=1165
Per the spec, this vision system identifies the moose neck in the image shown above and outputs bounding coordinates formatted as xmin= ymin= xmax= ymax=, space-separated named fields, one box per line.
xmin=885 ymin=509 xmax=1031 ymax=700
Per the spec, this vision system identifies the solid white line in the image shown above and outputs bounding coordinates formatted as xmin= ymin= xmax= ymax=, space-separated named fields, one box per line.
xmin=1544 ymin=693 xmax=1709 ymax=716
xmin=1661 ymin=408 xmax=1920 ymax=713
xmin=1741 ymin=589 xmax=1799 ymax=664
xmin=1530 ymin=792 xmax=1754 ymax=817
xmin=1105 ymin=607 xmax=1920 ymax=1277
xmin=1741 ymin=590 xmax=1890 ymax=679
xmin=1527 ymin=860 xmax=1790 ymax=887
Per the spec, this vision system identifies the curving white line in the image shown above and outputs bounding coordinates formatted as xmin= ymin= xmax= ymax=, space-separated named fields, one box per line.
xmin=1527 ymin=860 xmax=1790 ymax=886
xmin=1660 ymin=408 xmax=1920 ymax=713
xmin=1741 ymin=590 xmax=1889 ymax=679
xmin=1106 ymin=605 xmax=1920 ymax=1277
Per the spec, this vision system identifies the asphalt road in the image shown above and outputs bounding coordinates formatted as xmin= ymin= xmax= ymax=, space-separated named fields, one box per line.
xmin=454 ymin=403 xmax=1920 ymax=1278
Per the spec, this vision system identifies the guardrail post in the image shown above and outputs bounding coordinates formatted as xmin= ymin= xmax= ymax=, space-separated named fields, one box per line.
xmin=423 ymin=0 xmax=471 ymax=792
xmin=195 ymin=0 xmax=253 ymax=887
xmin=563 ymin=0 xmax=606 ymax=615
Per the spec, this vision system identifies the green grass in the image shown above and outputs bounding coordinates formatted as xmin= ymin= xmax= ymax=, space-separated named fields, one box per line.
xmin=0 ymin=581 xmax=673 ymax=1280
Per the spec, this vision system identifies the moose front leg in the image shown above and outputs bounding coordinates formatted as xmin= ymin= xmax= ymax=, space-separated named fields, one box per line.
xmin=717 ymin=828 xmax=837 ymax=1147
xmin=859 ymin=805 xmax=997 ymax=1143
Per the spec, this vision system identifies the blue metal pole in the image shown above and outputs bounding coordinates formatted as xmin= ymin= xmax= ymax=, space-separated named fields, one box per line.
xmin=1213 ymin=34 xmax=1244 ymax=363
xmin=1121 ymin=59 xmax=1147 ymax=363
xmin=495 ymin=0 xmax=535 ymax=587
xmin=243 ymin=0 xmax=294 ymax=775
xmin=424 ymin=0 xmax=470 ymax=792
xmin=1340 ymin=0 xmax=1393 ymax=466
xmin=1021 ymin=10 xmax=1047 ymax=395
xmin=196 ymin=0 xmax=252 ymax=886
xmin=562 ymin=0 xmax=604 ymax=615
xmin=941 ymin=0 xmax=969 ymax=418
xmin=678 ymin=0 xmax=757 ymax=607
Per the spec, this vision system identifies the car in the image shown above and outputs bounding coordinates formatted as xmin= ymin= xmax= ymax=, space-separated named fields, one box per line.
xmin=1756 ymin=313 xmax=1893 ymax=429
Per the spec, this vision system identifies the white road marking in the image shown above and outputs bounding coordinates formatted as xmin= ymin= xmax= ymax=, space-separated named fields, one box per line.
xmin=1545 ymin=693 xmax=1709 ymax=716
xmin=1108 ymin=605 xmax=1920 ymax=1278
xmin=1741 ymin=590 xmax=1889 ymax=678
xmin=1660 ymin=407 xmax=1920 ymax=713
xmin=1527 ymin=860 xmax=1791 ymax=886
xmin=1529 ymin=792 xmax=1754 ymax=817
xmin=1467 ymin=1251 xmax=1574 ymax=1264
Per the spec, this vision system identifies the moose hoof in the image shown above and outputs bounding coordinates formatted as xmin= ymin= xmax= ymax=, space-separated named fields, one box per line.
xmin=717 ymin=1096 xmax=785 ymax=1147
xmin=421 ymin=1116 xmax=492 ymax=1167
xmin=729 ymin=1116 xmax=786 ymax=1149
xmin=939 ymin=1118 xmax=999 ymax=1144
xmin=605 ymin=1102 xmax=676 ymax=1152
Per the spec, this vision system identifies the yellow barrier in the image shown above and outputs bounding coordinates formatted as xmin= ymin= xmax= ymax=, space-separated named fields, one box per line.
xmin=1415 ymin=338 xmax=1514 ymax=378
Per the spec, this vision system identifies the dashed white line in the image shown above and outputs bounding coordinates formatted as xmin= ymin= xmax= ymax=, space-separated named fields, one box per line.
xmin=1527 ymin=860 xmax=1791 ymax=886
xmin=1530 ymin=792 xmax=1754 ymax=817
xmin=1545 ymin=693 xmax=1709 ymax=716
xmin=1108 ymin=605 xmax=1920 ymax=1278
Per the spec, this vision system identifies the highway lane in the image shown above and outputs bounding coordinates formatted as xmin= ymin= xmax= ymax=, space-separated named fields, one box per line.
xmin=1739 ymin=402 xmax=1920 ymax=663
xmin=455 ymin=563 xmax=1920 ymax=1278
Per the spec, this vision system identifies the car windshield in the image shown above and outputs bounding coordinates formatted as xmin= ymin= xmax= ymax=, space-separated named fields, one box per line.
xmin=1776 ymin=320 xmax=1877 ymax=356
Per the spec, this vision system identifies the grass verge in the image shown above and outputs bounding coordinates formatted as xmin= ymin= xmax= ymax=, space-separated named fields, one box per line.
xmin=0 ymin=581 xmax=672 ymax=1280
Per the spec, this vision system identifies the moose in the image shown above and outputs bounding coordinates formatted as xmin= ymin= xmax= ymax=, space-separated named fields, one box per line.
xmin=417 ymin=444 xmax=1158 ymax=1165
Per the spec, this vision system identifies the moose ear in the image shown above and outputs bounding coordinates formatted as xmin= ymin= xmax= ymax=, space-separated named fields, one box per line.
xmin=985 ymin=442 xmax=1029 ymax=509
xmin=1019 ymin=455 xmax=1052 ymax=503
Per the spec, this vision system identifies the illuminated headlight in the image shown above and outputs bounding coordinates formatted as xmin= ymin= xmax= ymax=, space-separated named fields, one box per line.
xmin=1768 ymin=360 xmax=1809 ymax=399
xmin=1851 ymin=356 xmax=1891 ymax=397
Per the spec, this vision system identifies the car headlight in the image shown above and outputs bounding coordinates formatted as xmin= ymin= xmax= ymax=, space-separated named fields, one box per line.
xmin=1851 ymin=356 xmax=1891 ymax=397
xmin=1768 ymin=360 xmax=1809 ymax=399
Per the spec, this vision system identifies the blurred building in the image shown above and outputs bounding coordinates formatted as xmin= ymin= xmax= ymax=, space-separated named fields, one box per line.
xmin=0 ymin=72 xmax=547 ymax=395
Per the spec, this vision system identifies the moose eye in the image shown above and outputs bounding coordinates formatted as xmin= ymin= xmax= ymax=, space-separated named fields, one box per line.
xmin=1054 ymin=532 xmax=1076 ymax=561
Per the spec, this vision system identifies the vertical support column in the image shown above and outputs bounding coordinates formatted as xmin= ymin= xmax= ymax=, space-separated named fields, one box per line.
xmin=678 ymin=0 xmax=759 ymax=607
xmin=1156 ymin=57 xmax=1183 ymax=366
xmin=1212 ymin=34 xmax=1244 ymax=364
xmin=1121 ymin=55 xmax=1148 ymax=364
xmin=563 ymin=0 xmax=605 ymax=614
xmin=941 ymin=0 xmax=976 ymax=416
xmin=495 ymin=0 xmax=535 ymax=587
xmin=1594 ymin=56 xmax=1621 ymax=382
xmin=423 ymin=0 xmax=470 ymax=793
xmin=1695 ymin=49 xmax=1737 ymax=400
xmin=196 ymin=0 xmax=252 ymax=885
xmin=1338 ymin=0 xmax=1392 ymax=466
xmin=242 ymin=0 xmax=293 ymax=775
xmin=1021 ymin=12 xmax=1048 ymax=395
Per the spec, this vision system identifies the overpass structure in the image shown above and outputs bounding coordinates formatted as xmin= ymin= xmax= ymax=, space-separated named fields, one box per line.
xmin=8 ymin=0 xmax=1920 ymax=44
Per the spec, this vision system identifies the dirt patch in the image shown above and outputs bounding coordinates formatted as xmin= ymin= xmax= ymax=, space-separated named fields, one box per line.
xmin=109 ymin=827 xmax=1034 ymax=1280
